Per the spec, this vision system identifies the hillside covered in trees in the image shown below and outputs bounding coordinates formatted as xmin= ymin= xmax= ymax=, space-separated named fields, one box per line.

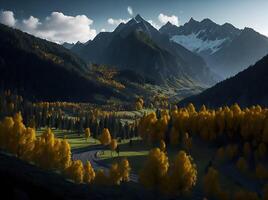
xmin=180 ymin=54 xmax=268 ymax=107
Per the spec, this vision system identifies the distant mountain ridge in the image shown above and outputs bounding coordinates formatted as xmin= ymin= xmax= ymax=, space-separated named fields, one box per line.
xmin=160 ymin=18 xmax=268 ymax=78
xmin=179 ymin=54 xmax=268 ymax=107
xmin=71 ymin=15 xmax=217 ymax=96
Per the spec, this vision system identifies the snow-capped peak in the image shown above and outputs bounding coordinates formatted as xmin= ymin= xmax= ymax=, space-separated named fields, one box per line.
xmin=171 ymin=30 xmax=228 ymax=54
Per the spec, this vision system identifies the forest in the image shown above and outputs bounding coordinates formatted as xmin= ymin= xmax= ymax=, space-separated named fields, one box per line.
xmin=1 ymin=91 xmax=268 ymax=199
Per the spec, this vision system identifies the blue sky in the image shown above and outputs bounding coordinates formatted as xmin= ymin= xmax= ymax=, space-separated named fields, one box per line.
xmin=0 ymin=0 xmax=267 ymax=43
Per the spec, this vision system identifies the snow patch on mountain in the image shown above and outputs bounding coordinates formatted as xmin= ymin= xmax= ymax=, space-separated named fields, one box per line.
xmin=171 ymin=31 xmax=228 ymax=54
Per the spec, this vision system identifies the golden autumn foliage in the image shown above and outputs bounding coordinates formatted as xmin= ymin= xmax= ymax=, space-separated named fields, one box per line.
xmin=110 ymin=139 xmax=118 ymax=152
xmin=138 ymin=111 xmax=169 ymax=143
xmin=139 ymin=148 xmax=169 ymax=190
xmin=95 ymin=158 xmax=131 ymax=185
xmin=84 ymin=128 xmax=91 ymax=141
xmin=84 ymin=161 xmax=95 ymax=183
xmin=99 ymin=128 xmax=112 ymax=146
xmin=0 ymin=113 xmax=134 ymax=187
xmin=66 ymin=160 xmax=84 ymax=183
xmin=138 ymin=112 xmax=157 ymax=142
xmin=139 ymin=148 xmax=197 ymax=195
xmin=167 ymin=151 xmax=197 ymax=194
xmin=119 ymin=158 xmax=131 ymax=182
xmin=135 ymin=97 xmax=144 ymax=110
xmin=109 ymin=158 xmax=131 ymax=185
xmin=109 ymin=162 xmax=122 ymax=185
xmin=159 ymin=139 xmax=166 ymax=152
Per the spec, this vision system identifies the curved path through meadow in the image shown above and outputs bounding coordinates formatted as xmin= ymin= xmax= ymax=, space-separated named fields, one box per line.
xmin=72 ymin=145 xmax=138 ymax=183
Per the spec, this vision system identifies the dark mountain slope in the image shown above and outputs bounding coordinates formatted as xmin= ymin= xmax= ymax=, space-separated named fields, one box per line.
xmin=179 ymin=55 xmax=268 ymax=107
xmin=210 ymin=28 xmax=268 ymax=76
xmin=0 ymin=23 xmax=121 ymax=102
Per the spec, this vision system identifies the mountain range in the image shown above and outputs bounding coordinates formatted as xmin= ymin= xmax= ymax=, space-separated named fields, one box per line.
xmin=0 ymin=22 xmax=182 ymax=103
xmin=180 ymin=54 xmax=268 ymax=107
xmin=71 ymin=15 xmax=217 ymax=92
xmin=1 ymin=14 xmax=267 ymax=105
xmin=160 ymin=18 xmax=268 ymax=78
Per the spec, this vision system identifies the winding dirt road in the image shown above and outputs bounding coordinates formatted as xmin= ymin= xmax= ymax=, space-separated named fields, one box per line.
xmin=72 ymin=145 xmax=138 ymax=182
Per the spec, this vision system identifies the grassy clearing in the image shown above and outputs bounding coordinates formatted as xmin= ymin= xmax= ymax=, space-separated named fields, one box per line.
xmin=116 ymin=108 xmax=155 ymax=124
xmin=98 ymin=139 xmax=151 ymax=173
xmin=36 ymin=128 xmax=99 ymax=150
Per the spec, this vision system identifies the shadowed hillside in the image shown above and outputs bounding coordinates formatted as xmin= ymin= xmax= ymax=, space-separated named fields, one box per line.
xmin=0 ymin=24 xmax=123 ymax=103
xmin=179 ymin=55 xmax=268 ymax=107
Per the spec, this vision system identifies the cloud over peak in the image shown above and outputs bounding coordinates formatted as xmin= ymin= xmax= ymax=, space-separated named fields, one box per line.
xmin=158 ymin=13 xmax=179 ymax=26
xmin=0 ymin=10 xmax=16 ymax=27
xmin=0 ymin=10 xmax=96 ymax=44
xmin=107 ymin=18 xmax=130 ymax=26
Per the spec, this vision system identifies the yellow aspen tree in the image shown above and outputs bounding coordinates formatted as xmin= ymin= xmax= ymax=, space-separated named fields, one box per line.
xmin=84 ymin=161 xmax=95 ymax=183
xmin=40 ymin=128 xmax=55 ymax=169
xmin=20 ymin=127 xmax=36 ymax=161
xmin=52 ymin=139 xmax=61 ymax=168
xmin=154 ymin=116 xmax=168 ymax=142
xmin=99 ymin=128 xmax=112 ymax=146
xmin=110 ymin=139 xmax=118 ymax=156
xmin=66 ymin=160 xmax=84 ymax=183
xmin=135 ymin=97 xmax=144 ymax=110
xmin=139 ymin=148 xmax=169 ymax=190
xmin=58 ymin=139 xmax=71 ymax=170
xmin=109 ymin=162 xmax=122 ymax=185
xmin=119 ymin=158 xmax=131 ymax=182
xmin=10 ymin=112 xmax=26 ymax=156
xmin=84 ymin=128 xmax=91 ymax=141
xmin=187 ymin=103 xmax=196 ymax=113
xmin=168 ymin=151 xmax=197 ymax=194
xmin=159 ymin=139 xmax=166 ymax=152
xmin=138 ymin=112 xmax=157 ymax=142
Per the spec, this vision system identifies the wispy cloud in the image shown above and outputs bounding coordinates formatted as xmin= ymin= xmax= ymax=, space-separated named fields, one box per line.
xmin=127 ymin=6 xmax=133 ymax=16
